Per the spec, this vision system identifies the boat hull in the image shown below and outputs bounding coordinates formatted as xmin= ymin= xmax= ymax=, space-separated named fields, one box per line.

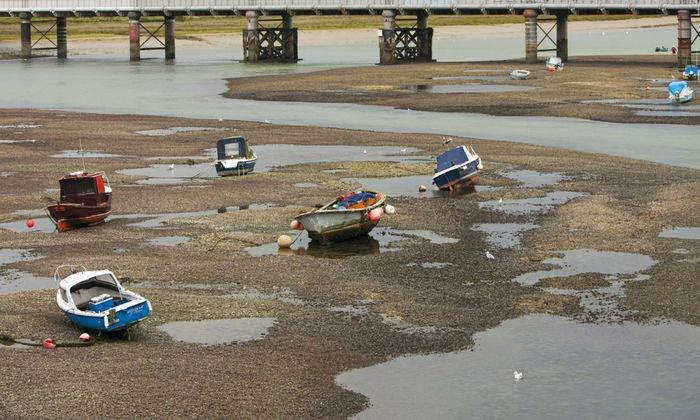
xmin=62 ymin=299 xmax=151 ymax=332
xmin=432 ymin=157 xmax=481 ymax=190
xmin=295 ymin=191 xmax=385 ymax=243
xmin=47 ymin=203 xmax=111 ymax=232
xmin=215 ymin=158 xmax=256 ymax=177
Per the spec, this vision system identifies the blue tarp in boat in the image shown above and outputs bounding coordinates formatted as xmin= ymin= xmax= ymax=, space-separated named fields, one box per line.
xmin=436 ymin=147 xmax=469 ymax=172
xmin=668 ymin=80 xmax=688 ymax=95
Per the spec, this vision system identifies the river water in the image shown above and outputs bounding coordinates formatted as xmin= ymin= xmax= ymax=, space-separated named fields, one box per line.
xmin=1 ymin=23 xmax=698 ymax=169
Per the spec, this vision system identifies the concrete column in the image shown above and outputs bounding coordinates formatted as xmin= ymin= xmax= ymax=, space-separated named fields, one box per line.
xmin=282 ymin=13 xmax=297 ymax=61
xmin=524 ymin=9 xmax=538 ymax=64
xmin=556 ymin=12 xmax=568 ymax=61
xmin=416 ymin=12 xmax=433 ymax=62
xmin=379 ymin=10 xmax=396 ymax=64
xmin=128 ymin=12 xmax=140 ymax=61
xmin=165 ymin=16 xmax=175 ymax=60
xmin=677 ymin=10 xmax=692 ymax=67
xmin=56 ymin=16 xmax=67 ymax=59
xmin=20 ymin=13 xmax=31 ymax=59
xmin=243 ymin=11 xmax=260 ymax=62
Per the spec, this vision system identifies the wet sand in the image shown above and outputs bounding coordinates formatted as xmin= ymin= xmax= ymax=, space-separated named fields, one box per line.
xmin=0 ymin=105 xmax=698 ymax=417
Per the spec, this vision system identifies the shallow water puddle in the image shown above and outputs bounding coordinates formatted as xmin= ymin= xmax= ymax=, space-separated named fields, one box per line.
xmin=1 ymin=171 xmax=15 ymax=177
xmin=402 ymin=84 xmax=534 ymax=94
xmin=157 ymin=317 xmax=276 ymax=346
xmin=0 ymin=217 xmax=56 ymax=233
xmin=135 ymin=126 xmax=226 ymax=136
xmin=148 ymin=236 xmax=190 ymax=247
xmin=406 ymin=262 xmax=453 ymax=269
xmin=119 ymin=203 xmax=277 ymax=229
xmin=336 ymin=314 xmax=700 ymax=419
xmin=0 ymin=249 xmax=52 ymax=295
xmin=471 ymin=223 xmax=539 ymax=249
xmin=0 ymin=123 xmax=40 ymax=129
xmin=659 ymin=226 xmax=700 ymax=240
xmin=584 ymin=98 xmax=700 ymax=118
xmin=329 ymin=305 xmax=370 ymax=320
xmin=479 ymin=191 xmax=587 ymax=215
xmin=245 ymin=227 xmax=458 ymax=258
xmin=497 ymin=169 xmax=570 ymax=188
xmin=117 ymin=163 xmax=216 ymax=184
xmin=0 ymin=139 xmax=38 ymax=144
xmin=50 ymin=150 xmax=125 ymax=158
xmin=294 ymin=182 xmax=318 ymax=188
xmin=512 ymin=248 xmax=656 ymax=287
xmin=0 ymin=337 xmax=32 ymax=350
xmin=635 ymin=110 xmax=700 ymax=117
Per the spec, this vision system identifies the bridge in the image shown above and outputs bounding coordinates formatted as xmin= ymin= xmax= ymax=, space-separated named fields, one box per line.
xmin=2 ymin=1 xmax=698 ymax=66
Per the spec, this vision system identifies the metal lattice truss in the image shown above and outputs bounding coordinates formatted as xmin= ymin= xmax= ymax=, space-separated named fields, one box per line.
xmin=536 ymin=18 xmax=558 ymax=54
xmin=139 ymin=21 xmax=166 ymax=51
xmin=30 ymin=20 xmax=57 ymax=51
xmin=244 ymin=23 xmax=297 ymax=61
xmin=388 ymin=25 xmax=432 ymax=61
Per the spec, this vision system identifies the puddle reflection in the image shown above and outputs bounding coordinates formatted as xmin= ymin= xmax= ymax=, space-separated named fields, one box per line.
xmin=157 ymin=317 xmax=276 ymax=346
xmin=659 ymin=226 xmax=700 ymax=240
xmin=472 ymin=223 xmax=539 ymax=249
xmin=479 ymin=191 xmax=587 ymax=215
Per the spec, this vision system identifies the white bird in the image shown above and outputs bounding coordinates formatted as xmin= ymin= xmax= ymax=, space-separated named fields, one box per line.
xmin=498 ymin=198 xmax=503 ymax=204
xmin=264 ymin=119 xmax=270 ymax=124
xmin=363 ymin=149 xmax=367 ymax=154
xmin=407 ymin=108 xmax=411 ymax=112
xmin=486 ymin=251 xmax=495 ymax=260
xmin=400 ymin=148 xmax=407 ymax=153
xmin=169 ymin=164 xmax=175 ymax=170
xmin=514 ymin=371 xmax=523 ymax=381
xmin=218 ymin=118 xmax=223 ymax=122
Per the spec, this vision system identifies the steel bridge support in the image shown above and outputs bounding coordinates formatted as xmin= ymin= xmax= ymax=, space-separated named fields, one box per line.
xmin=524 ymin=10 xmax=569 ymax=64
xmin=677 ymin=10 xmax=698 ymax=68
xmin=128 ymin=12 xmax=176 ymax=61
xmin=379 ymin=10 xmax=433 ymax=65
xmin=19 ymin=13 xmax=67 ymax=59
xmin=242 ymin=11 xmax=298 ymax=63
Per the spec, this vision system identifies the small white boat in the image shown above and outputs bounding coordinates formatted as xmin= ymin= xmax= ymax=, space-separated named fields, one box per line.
xmin=545 ymin=56 xmax=564 ymax=71
xmin=668 ymin=80 xmax=694 ymax=103
xmin=510 ymin=69 xmax=531 ymax=80
xmin=294 ymin=190 xmax=386 ymax=243
xmin=214 ymin=136 xmax=257 ymax=177
xmin=432 ymin=145 xmax=483 ymax=191
xmin=55 ymin=265 xmax=151 ymax=333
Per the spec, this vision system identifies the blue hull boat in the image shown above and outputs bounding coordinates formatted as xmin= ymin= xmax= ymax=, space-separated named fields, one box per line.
xmin=55 ymin=265 xmax=151 ymax=333
xmin=432 ymin=145 xmax=483 ymax=190
xmin=668 ymin=80 xmax=694 ymax=103
xmin=683 ymin=64 xmax=698 ymax=81
xmin=214 ymin=136 xmax=257 ymax=176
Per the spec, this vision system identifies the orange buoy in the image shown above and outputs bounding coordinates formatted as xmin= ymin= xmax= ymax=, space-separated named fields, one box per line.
xmin=290 ymin=220 xmax=303 ymax=230
xmin=368 ymin=207 xmax=384 ymax=222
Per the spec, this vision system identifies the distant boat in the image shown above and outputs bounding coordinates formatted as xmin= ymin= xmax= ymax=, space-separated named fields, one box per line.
xmin=294 ymin=190 xmax=386 ymax=243
xmin=668 ymin=80 xmax=694 ymax=103
xmin=214 ymin=136 xmax=257 ymax=176
xmin=46 ymin=171 xmax=112 ymax=232
xmin=55 ymin=265 xmax=151 ymax=333
xmin=545 ymin=56 xmax=563 ymax=71
xmin=655 ymin=46 xmax=668 ymax=53
xmin=432 ymin=145 xmax=483 ymax=191
xmin=683 ymin=64 xmax=698 ymax=81
xmin=510 ymin=69 xmax=531 ymax=80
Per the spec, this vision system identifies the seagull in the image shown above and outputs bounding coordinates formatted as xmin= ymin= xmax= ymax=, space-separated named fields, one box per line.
xmin=498 ymin=198 xmax=503 ymax=204
xmin=169 ymin=163 xmax=175 ymax=170
xmin=400 ymin=148 xmax=407 ymax=153
xmin=514 ymin=371 xmax=523 ymax=381
xmin=218 ymin=118 xmax=223 ymax=122
xmin=486 ymin=251 xmax=495 ymax=260
xmin=264 ymin=119 xmax=270 ymax=124
xmin=442 ymin=137 xmax=452 ymax=145
xmin=363 ymin=149 xmax=367 ymax=154
xmin=407 ymin=108 xmax=411 ymax=112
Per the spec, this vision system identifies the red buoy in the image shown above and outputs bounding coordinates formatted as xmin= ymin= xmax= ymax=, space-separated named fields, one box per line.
xmin=42 ymin=338 xmax=56 ymax=349
xmin=26 ymin=219 xmax=35 ymax=228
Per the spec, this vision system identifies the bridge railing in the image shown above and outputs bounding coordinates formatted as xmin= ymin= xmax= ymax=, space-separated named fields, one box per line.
xmin=1 ymin=0 xmax=698 ymax=10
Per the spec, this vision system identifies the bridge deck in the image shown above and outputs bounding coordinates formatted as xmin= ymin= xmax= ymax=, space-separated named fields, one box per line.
xmin=2 ymin=1 xmax=699 ymax=17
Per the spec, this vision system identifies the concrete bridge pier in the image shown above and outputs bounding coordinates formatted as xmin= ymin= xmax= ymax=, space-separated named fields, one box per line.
xmin=165 ymin=15 xmax=175 ymax=60
xmin=57 ymin=16 xmax=67 ymax=59
xmin=281 ymin=13 xmax=298 ymax=61
xmin=243 ymin=11 xmax=260 ymax=62
xmin=243 ymin=11 xmax=298 ymax=62
xmin=20 ymin=13 xmax=31 ymax=59
xmin=128 ymin=12 xmax=140 ymax=61
xmin=379 ymin=10 xmax=433 ymax=65
xmin=556 ymin=12 xmax=568 ymax=61
xmin=524 ymin=9 xmax=538 ymax=64
xmin=677 ymin=10 xmax=692 ymax=67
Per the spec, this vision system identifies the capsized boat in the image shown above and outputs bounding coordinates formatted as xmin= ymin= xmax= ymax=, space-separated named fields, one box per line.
xmin=432 ymin=145 xmax=483 ymax=191
xmin=683 ymin=64 xmax=698 ymax=81
xmin=214 ymin=136 xmax=257 ymax=176
xmin=47 ymin=171 xmax=112 ymax=232
xmin=294 ymin=190 xmax=386 ymax=243
xmin=510 ymin=69 xmax=531 ymax=80
xmin=668 ymin=80 xmax=694 ymax=103
xmin=55 ymin=265 xmax=151 ymax=333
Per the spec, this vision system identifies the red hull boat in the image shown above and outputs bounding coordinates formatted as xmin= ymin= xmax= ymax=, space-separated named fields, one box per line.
xmin=47 ymin=171 xmax=112 ymax=232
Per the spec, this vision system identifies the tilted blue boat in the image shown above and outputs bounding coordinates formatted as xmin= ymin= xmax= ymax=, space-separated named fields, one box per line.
xmin=683 ymin=64 xmax=698 ymax=81
xmin=214 ymin=136 xmax=257 ymax=176
xmin=432 ymin=145 xmax=483 ymax=191
xmin=55 ymin=265 xmax=151 ymax=333
xmin=668 ymin=80 xmax=694 ymax=103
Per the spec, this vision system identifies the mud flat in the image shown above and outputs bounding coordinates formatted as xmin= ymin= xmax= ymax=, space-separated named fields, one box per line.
xmin=0 ymin=108 xmax=698 ymax=417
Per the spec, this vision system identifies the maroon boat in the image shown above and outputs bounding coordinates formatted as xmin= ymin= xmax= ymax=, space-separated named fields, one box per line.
xmin=47 ymin=171 xmax=112 ymax=232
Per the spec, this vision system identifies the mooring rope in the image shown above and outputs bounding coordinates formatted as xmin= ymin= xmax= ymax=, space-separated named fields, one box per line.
xmin=0 ymin=334 xmax=94 ymax=348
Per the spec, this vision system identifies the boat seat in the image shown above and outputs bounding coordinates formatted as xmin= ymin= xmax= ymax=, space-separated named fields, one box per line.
xmin=72 ymin=287 xmax=121 ymax=310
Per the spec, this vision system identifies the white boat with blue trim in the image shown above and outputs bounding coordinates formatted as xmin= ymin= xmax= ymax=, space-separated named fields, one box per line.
xmin=214 ymin=136 xmax=257 ymax=176
xmin=432 ymin=145 xmax=483 ymax=191
xmin=55 ymin=265 xmax=151 ymax=333
xmin=668 ymin=80 xmax=693 ymax=103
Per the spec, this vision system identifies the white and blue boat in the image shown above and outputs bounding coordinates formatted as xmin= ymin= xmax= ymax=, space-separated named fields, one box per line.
xmin=55 ymin=265 xmax=151 ymax=333
xmin=432 ymin=145 xmax=483 ymax=191
xmin=214 ymin=136 xmax=257 ymax=176
xmin=668 ymin=80 xmax=694 ymax=103
xmin=683 ymin=64 xmax=698 ymax=81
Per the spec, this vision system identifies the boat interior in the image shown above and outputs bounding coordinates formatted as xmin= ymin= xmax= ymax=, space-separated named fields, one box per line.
xmin=67 ymin=277 xmax=125 ymax=311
